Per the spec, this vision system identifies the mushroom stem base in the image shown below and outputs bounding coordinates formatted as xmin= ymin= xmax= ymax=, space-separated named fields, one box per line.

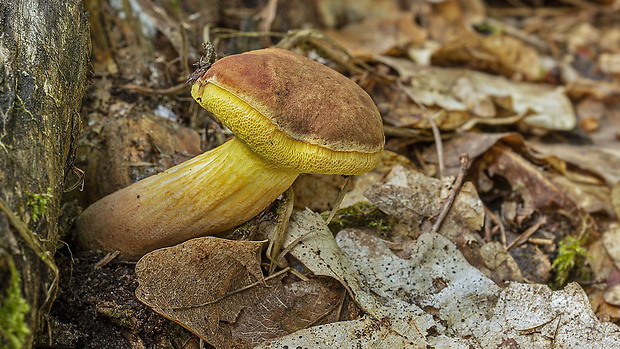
xmin=77 ymin=138 xmax=299 ymax=258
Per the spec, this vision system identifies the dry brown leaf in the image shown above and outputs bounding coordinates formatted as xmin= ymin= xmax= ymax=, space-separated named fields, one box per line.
xmin=325 ymin=11 xmax=425 ymax=57
xmin=598 ymin=53 xmax=620 ymax=76
xmin=422 ymin=132 xmax=524 ymax=176
xmin=604 ymin=268 xmax=620 ymax=307
xmin=587 ymin=239 xmax=615 ymax=286
xmin=314 ymin=0 xmax=400 ymax=29
xmin=271 ymin=212 xmax=620 ymax=347
xmin=136 ymin=236 xmax=348 ymax=348
xmin=529 ymin=143 xmax=620 ymax=187
xmin=595 ymin=292 xmax=620 ymax=323
xmin=451 ymin=75 xmax=496 ymax=117
xmin=365 ymin=165 xmax=484 ymax=242
xmin=589 ymin=106 xmax=620 ymax=148
xmin=135 ymin=237 xmax=273 ymax=349
xmin=601 ymin=26 xmax=620 ymax=53
xmin=374 ymin=56 xmax=576 ymax=131
xmin=233 ymin=277 xmax=347 ymax=341
xmin=428 ymin=134 xmax=613 ymax=216
xmin=613 ymin=182 xmax=620 ymax=217
xmin=551 ymin=175 xmax=614 ymax=216
xmin=426 ymin=0 xmax=486 ymax=43
xmin=566 ymin=22 xmax=600 ymax=54
xmin=576 ymin=97 xmax=605 ymax=133
xmin=603 ymin=225 xmax=620 ymax=271
xmin=431 ymin=33 xmax=541 ymax=81
xmin=485 ymin=144 xmax=580 ymax=216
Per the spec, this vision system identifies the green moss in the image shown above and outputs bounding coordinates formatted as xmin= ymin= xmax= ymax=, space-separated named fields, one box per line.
xmin=97 ymin=305 xmax=137 ymax=330
xmin=25 ymin=187 xmax=53 ymax=222
xmin=550 ymin=236 xmax=590 ymax=290
xmin=169 ymin=0 xmax=180 ymax=12
xmin=228 ymin=217 xmax=261 ymax=241
xmin=0 ymin=259 xmax=31 ymax=349
xmin=474 ymin=23 xmax=503 ymax=35
xmin=323 ymin=202 xmax=395 ymax=235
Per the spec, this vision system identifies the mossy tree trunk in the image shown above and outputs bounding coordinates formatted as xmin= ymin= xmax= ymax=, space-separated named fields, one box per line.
xmin=0 ymin=0 xmax=90 ymax=347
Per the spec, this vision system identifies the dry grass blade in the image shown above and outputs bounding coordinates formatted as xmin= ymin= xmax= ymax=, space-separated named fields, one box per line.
xmin=396 ymin=80 xmax=446 ymax=178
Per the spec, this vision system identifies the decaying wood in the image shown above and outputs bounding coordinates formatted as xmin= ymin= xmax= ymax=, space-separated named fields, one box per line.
xmin=0 ymin=0 xmax=90 ymax=346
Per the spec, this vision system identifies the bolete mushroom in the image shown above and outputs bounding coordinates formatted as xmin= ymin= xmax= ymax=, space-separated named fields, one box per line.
xmin=77 ymin=48 xmax=384 ymax=258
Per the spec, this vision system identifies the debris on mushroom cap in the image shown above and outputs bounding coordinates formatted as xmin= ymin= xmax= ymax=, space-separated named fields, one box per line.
xmin=191 ymin=48 xmax=385 ymax=175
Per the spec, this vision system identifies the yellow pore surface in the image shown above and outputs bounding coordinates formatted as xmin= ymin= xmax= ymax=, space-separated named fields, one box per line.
xmin=192 ymin=82 xmax=382 ymax=175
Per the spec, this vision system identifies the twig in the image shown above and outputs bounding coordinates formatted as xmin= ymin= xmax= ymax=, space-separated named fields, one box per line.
xmin=64 ymin=166 xmax=85 ymax=192
xmin=267 ymin=188 xmax=295 ymax=273
xmin=485 ymin=206 xmax=507 ymax=247
xmin=459 ymin=113 xmax=525 ymax=132
xmin=382 ymin=125 xmax=431 ymax=140
xmin=431 ymin=154 xmax=469 ymax=234
xmin=325 ymin=175 xmax=352 ymax=224
xmin=498 ymin=214 xmax=507 ymax=247
xmin=208 ymin=27 xmax=287 ymax=38
xmin=257 ymin=0 xmax=279 ymax=32
xmin=506 ymin=216 xmax=546 ymax=250
xmin=93 ymin=250 xmax=121 ymax=270
xmin=528 ymin=238 xmax=554 ymax=246
xmin=396 ymin=81 xmax=445 ymax=178
xmin=483 ymin=17 xmax=552 ymax=54
xmin=275 ymin=228 xmax=312 ymax=268
xmin=274 ymin=29 xmax=371 ymax=77
xmin=577 ymin=278 xmax=607 ymax=286
xmin=134 ymin=0 xmax=197 ymax=64
xmin=120 ymin=83 xmax=189 ymax=96
xmin=487 ymin=7 xmax=576 ymax=18
xmin=484 ymin=212 xmax=492 ymax=243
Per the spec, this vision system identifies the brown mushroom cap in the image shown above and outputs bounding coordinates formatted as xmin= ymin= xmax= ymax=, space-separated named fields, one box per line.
xmin=192 ymin=48 xmax=384 ymax=175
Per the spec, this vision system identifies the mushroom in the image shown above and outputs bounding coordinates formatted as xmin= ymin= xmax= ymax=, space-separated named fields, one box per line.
xmin=77 ymin=48 xmax=384 ymax=258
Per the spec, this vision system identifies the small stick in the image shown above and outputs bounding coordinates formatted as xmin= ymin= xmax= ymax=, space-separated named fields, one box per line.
xmin=94 ymin=250 xmax=121 ymax=270
xmin=484 ymin=212 xmax=492 ymax=242
xmin=335 ymin=290 xmax=346 ymax=321
xmin=431 ymin=154 xmax=469 ymax=234
xmin=485 ymin=206 xmax=507 ymax=247
xmin=506 ymin=216 xmax=546 ymax=250
xmin=396 ymin=81 xmax=445 ymax=179
xmin=498 ymin=215 xmax=507 ymax=247
xmin=528 ymin=238 xmax=554 ymax=246
xmin=267 ymin=188 xmax=295 ymax=273
xmin=325 ymin=175 xmax=352 ymax=224
xmin=120 ymin=83 xmax=189 ymax=96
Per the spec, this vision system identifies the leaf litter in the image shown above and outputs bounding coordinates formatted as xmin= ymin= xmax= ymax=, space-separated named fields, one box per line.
xmin=135 ymin=237 xmax=348 ymax=348
xmin=55 ymin=0 xmax=620 ymax=347
xmin=259 ymin=211 xmax=620 ymax=348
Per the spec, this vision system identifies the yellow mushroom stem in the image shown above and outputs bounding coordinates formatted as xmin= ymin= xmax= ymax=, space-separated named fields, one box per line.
xmin=76 ymin=137 xmax=298 ymax=258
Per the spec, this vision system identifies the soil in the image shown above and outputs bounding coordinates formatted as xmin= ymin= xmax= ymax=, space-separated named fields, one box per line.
xmin=36 ymin=249 xmax=193 ymax=349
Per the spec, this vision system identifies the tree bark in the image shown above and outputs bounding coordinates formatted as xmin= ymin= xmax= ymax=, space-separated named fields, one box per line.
xmin=0 ymin=1 xmax=90 ymax=347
